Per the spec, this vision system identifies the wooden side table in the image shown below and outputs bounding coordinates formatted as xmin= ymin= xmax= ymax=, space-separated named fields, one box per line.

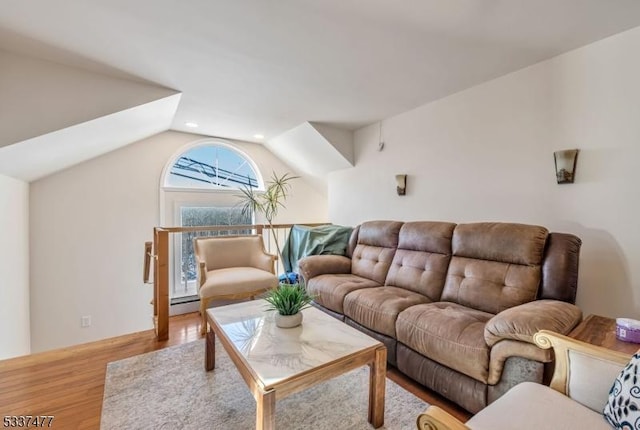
xmin=570 ymin=314 xmax=640 ymax=355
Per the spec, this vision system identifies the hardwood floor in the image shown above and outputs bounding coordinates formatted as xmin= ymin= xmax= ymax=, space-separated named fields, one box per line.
xmin=0 ymin=312 xmax=471 ymax=429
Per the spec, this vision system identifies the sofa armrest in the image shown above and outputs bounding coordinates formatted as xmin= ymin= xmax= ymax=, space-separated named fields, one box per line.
xmin=298 ymin=255 xmax=351 ymax=283
xmin=416 ymin=406 xmax=470 ymax=430
xmin=484 ymin=300 xmax=582 ymax=347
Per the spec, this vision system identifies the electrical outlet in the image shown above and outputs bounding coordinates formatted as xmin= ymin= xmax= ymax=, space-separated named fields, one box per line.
xmin=81 ymin=315 xmax=92 ymax=328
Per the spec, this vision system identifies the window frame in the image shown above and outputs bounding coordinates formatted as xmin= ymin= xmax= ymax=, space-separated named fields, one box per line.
xmin=161 ymin=138 xmax=264 ymax=192
xmin=159 ymin=138 xmax=264 ymax=311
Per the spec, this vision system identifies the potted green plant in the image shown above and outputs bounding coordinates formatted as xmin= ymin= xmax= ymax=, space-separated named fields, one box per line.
xmin=237 ymin=171 xmax=298 ymax=283
xmin=264 ymin=283 xmax=314 ymax=328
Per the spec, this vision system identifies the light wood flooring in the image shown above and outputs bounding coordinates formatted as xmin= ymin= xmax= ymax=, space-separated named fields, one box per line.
xmin=0 ymin=312 xmax=471 ymax=429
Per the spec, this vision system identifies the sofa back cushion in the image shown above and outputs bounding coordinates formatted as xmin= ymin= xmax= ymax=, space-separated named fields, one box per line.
xmin=441 ymin=223 xmax=549 ymax=314
xmin=385 ymin=221 xmax=456 ymax=300
xmin=351 ymin=221 xmax=403 ymax=284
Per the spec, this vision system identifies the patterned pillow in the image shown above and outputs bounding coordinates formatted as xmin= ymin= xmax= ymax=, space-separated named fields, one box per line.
xmin=604 ymin=351 xmax=640 ymax=429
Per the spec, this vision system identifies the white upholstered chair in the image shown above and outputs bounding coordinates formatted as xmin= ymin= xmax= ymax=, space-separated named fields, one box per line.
xmin=417 ymin=330 xmax=631 ymax=430
xmin=194 ymin=235 xmax=278 ymax=334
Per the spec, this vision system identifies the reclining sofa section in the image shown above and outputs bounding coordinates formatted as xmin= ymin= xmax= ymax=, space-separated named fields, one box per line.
xmin=298 ymin=221 xmax=582 ymax=413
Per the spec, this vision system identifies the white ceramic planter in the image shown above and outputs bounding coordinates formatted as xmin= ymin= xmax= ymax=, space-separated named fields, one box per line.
xmin=275 ymin=312 xmax=303 ymax=328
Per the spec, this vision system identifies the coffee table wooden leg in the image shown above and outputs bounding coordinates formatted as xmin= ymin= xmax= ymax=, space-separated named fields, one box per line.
xmin=369 ymin=346 xmax=386 ymax=428
xmin=205 ymin=327 xmax=215 ymax=371
xmin=256 ymin=389 xmax=276 ymax=430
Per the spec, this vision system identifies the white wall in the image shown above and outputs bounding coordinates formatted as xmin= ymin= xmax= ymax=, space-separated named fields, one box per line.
xmin=30 ymin=131 xmax=327 ymax=352
xmin=329 ymin=26 xmax=640 ymax=319
xmin=0 ymin=174 xmax=30 ymax=359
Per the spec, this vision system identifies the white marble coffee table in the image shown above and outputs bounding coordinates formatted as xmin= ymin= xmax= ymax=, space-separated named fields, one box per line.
xmin=205 ymin=299 xmax=387 ymax=429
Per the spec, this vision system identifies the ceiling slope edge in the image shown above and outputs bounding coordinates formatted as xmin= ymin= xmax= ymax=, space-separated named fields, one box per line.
xmin=0 ymin=49 xmax=179 ymax=147
xmin=265 ymin=122 xmax=354 ymax=195
xmin=0 ymin=93 xmax=181 ymax=182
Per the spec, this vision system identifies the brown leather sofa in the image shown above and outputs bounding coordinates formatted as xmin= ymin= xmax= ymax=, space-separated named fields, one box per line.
xmin=298 ymin=220 xmax=582 ymax=413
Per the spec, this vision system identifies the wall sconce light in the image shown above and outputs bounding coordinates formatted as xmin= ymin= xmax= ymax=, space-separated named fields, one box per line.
xmin=554 ymin=149 xmax=579 ymax=184
xmin=395 ymin=174 xmax=407 ymax=195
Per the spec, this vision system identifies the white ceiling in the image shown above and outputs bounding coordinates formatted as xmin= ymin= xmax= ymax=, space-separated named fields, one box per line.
xmin=1 ymin=1 xmax=640 ymax=144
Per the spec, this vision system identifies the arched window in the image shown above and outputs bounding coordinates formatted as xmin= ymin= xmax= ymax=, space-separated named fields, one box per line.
xmin=163 ymin=141 xmax=262 ymax=190
xmin=160 ymin=140 xmax=263 ymax=308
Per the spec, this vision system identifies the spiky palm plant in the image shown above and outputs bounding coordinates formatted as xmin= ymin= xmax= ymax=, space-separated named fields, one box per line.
xmin=237 ymin=172 xmax=298 ymax=280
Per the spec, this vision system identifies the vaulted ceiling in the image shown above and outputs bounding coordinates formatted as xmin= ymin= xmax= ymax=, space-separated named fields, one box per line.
xmin=1 ymin=1 xmax=640 ymax=181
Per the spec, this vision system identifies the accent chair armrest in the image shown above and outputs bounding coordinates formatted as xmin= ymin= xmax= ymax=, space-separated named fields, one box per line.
xmin=484 ymin=300 xmax=582 ymax=347
xmin=534 ymin=330 xmax=631 ymax=405
xmin=298 ymin=255 xmax=352 ymax=283
xmin=416 ymin=405 xmax=469 ymax=430
xmin=252 ymin=251 xmax=278 ymax=275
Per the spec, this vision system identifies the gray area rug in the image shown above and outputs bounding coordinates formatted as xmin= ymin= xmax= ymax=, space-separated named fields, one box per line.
xmin=101 ymin=339 xmax=428 ymax=429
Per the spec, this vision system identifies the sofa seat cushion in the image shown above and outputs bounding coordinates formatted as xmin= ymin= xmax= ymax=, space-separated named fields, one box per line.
xmin=306 ymin=274 xmax=380 ymax=314
xmin=396 ymin=302 xmax=493 ymax=382
xmin=343 ymin=287 xmax=430 ymax=338
xmin=467 ymin=382 xmax=610 ymax=430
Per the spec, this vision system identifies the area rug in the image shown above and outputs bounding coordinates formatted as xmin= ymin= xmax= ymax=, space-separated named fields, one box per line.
xmin=101 ymin=339 xmax=428 ymax=429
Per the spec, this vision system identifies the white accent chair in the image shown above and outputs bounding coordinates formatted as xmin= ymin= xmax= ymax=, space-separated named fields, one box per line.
xmin=194 ymin=235 xmax=279 ymax=335
xmin=417 ymin=330 xmax=631 ymax=430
